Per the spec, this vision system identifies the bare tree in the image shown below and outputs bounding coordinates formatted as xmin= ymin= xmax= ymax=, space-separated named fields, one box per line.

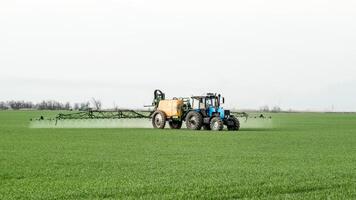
xmin=79 ymin=102 xmax=90 ymax=111
xmin=73 ymin=103 xmax=79 ymax=110
xmin=64 ymin=102 xmax=71 ymax=110
xmin=271 ymin=106 xmax=282 ymax=113
xmin=0 ymin=101 xmax=8 ymax=110
xmin=260 ymin=105 xmax=270 ymax=112
xmin=91 ymin=98 xmax=102 ymax=110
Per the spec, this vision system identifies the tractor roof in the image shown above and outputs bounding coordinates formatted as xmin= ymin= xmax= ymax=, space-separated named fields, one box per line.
xmin=191 ymin=94 xmax=218 ymax=99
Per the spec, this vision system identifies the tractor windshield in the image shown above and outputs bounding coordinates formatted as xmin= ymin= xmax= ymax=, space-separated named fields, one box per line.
xmin=206 ymin=97 xmax=219 ymax=108
xmin=191 ymin=95 xmax=220 ymax=109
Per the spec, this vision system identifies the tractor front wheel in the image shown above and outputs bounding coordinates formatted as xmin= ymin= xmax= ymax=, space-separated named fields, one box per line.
xmin=185 ymin=111 xmax=203 ymax=130
xmin=152 ymin=111 xmax=166 ymax=129
xmin=210 ymin=117 xmax=224 ymax=131
xmin=169 ymin=120 xmax=182 ymax=129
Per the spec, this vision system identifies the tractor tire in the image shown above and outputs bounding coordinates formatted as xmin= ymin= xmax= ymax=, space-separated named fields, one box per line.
xmin=169 ymin=120 xmax=183 ymax=129
xmin=210 ymin=117 xmax=224 ymax=131
xmin=185 ymin=111 xmax=203 ymax=130
xmin=152 ymin=111 xmax=166 ymax=129
xmin=202 ymin=124 xmax=211 ymax=130
xmin=227 ymin=116 xmax=240 ymax=131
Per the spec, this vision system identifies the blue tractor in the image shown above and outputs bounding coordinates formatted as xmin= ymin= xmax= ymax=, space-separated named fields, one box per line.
xmin=184 ymin=93 xmax=240 ymax=131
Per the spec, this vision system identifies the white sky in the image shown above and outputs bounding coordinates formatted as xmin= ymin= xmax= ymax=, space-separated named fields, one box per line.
xmin=1 ymin=0 xmax=356 ymax=111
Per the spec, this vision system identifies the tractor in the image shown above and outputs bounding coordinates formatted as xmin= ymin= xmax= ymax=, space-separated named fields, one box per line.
xmin=151 ymin=90 xmax=240 ymax=131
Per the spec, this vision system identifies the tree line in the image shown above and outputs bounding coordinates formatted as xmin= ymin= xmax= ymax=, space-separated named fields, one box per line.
xmin=259 ymin=105 xmax=282 ymax=113
xmin=0 ymin=100 xmax=92 ymax=111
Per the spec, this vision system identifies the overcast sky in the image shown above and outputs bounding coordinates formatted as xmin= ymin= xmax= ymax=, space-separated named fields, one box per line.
xmin=1 ymin=0 xmax=355 ymax=111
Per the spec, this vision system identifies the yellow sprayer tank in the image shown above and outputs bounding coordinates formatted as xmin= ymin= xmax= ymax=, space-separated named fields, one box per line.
xmin=158 ymin=99 xmax=183 ymax=118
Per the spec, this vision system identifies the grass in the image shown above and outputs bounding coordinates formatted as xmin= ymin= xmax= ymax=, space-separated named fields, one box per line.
xmin=1 ymin=111 xmax=356 ymax=199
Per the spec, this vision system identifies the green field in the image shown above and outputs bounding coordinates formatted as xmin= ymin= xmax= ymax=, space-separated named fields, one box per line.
xmin=1 ymin=111 xmax=356 ymax=199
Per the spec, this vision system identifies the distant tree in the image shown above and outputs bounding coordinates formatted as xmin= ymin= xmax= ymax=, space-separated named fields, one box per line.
xmin=8 ymin=100 xmax=25 ymax=109
xmin=79 ymin=102 xmax=90 ymax=111
xmin=260 ymin=105 xmax=270 ymax=112
xmin=73 ymin=103 xmax=80 ymax=110
xmin=271 ymin=106 xmax=282 ymax=113
xmin=91 ymin=98 xmax=102 ymax=110
xmin=36 ymin=100 xmax=48 ymax=110
xmin=0 ymin=101 xmax=8 ymax=110
xmin=25 ymin=101 xmax=33 ymax=109
xmin=35 ymin=100 xmax=65 ymax=110
xmin=64 ymin=102 xmax=71 ymax=110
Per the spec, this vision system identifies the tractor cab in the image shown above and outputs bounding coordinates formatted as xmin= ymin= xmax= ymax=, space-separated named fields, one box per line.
xmin=191 ymin=93 xmax=226 ymax=120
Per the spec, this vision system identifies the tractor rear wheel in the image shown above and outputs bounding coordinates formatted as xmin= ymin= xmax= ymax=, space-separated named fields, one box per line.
xmin=210 ymin=117 xmax=223 ymax=131
xmin=169 ymin=120 xmax=182 ymax=129
xmin=227 ymin=116 xmax=240 ymax=131
xmin=152 ymin=111 xmax=166 ymax=129
xmin=185 ymin=111 xmax=203 ymax=130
